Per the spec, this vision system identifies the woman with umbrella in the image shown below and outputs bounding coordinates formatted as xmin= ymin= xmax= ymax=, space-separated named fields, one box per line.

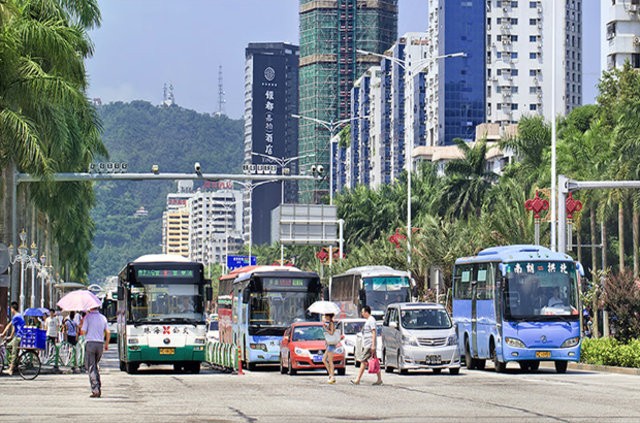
xmin=308 ymin=301 xmax=342 ymax=384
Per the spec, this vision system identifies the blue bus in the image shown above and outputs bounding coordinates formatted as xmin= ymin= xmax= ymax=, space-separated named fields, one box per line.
xmin=228 ymin=266 xmax=322 ymax=370
xmin=452 ymin=245 xmax=583 ymax=373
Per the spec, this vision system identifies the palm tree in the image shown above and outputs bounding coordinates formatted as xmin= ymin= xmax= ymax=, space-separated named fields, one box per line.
xmin=0 ymin=0 xmax=104 ymax=279
xmin=439 ymin=138 xmax=497 ymax=219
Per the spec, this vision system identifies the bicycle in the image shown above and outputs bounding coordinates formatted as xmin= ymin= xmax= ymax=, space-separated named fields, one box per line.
xmin=1 ymin=336 xmax=42 ymax=380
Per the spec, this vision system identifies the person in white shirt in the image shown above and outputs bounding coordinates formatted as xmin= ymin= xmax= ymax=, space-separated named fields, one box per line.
xmin=351 ymin=306 xmax=382 ymax=386
xmin=45 ymin=310 xmax=60 ymax=345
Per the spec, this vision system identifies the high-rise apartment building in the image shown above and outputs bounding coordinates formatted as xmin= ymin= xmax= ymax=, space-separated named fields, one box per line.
xmin=602 ymin=0 xmax=640 ymax=72
xmin=187 ymin=190 xmax=243 ymax=266
xmin=244 ymin=42 xmax=299 ymax=245
xmin=298 ymin=0 xmax=398 ymax=202
xmin=426 ymin=0 xmax=582 ymax=146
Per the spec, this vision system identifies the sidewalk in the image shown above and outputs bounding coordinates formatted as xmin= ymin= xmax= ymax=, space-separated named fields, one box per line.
xmin=538 ymin=360 xmax=640 ymax=376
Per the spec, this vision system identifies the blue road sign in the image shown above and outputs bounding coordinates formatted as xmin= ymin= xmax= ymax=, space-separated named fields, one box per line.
xmin=227 ymin=255 xmax=257 ymax=271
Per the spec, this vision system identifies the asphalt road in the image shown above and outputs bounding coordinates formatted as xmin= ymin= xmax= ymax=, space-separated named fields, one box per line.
xmin=0 ymin=349 xmax=639 ymax=422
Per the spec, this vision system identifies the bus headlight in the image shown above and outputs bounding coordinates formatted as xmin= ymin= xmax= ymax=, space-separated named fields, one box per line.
xmin=561 ymin=337 xmax=580 ymax=348
xmin=294 ymin=347 xmax=308 ymax=356
xmin=505 ymin=337 xmax=526 ymax=348
xmin=194 ymin=338 xmax=206 ymax=345
xmin=402 ymin=334 xmax=419 ymax=346
xmin=447 ymin=335 xmax=457 ymax=346
xmin=128 ymin=337 xmax=139 ymax=345
xmin=250 ymin=343 xmax=268 ymax=352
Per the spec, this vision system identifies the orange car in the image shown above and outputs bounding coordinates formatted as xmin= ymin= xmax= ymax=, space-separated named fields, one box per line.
xmin=279 ymin=322 xmax=346 ymax=375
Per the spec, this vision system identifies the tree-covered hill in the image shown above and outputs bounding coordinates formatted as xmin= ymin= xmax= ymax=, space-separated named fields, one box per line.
xmin=88 ymin=101 xmax=243 ymax=282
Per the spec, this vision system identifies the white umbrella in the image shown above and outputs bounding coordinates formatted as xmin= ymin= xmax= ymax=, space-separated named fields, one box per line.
xmin=307 ymin=300 xmax=340 ymax=315
xmin=57 ymin=290 xmax=102 ymax=311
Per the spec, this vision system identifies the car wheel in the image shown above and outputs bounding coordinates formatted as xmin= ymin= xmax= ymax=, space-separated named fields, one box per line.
xmin=554 ymin=360 xmax=568 ymax=374
xmin=279 ymin=355 xmax=287 ymax=374
xmin=337 ymin=367 xmax=346 ymax=376
xmin=449 ymin=367 xmax=460 ymax=375
xmin=354 ymin=360 xmax=360 ymax=368
xmin=398 ymin=350 xmax=408 ymax=375
xmin=288 ymin=355 xmax=297 ymax=375
xmin=384 ymin=350 xmax=393 ymax=373
xmin=432 ymin=368 xmax=442 ymax=374
xmin=529 ymin=361 xmax=540 ymax=372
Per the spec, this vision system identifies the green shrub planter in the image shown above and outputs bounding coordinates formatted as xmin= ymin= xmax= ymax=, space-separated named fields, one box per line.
xmin=581 ymin=338 xmax=640 ymax=368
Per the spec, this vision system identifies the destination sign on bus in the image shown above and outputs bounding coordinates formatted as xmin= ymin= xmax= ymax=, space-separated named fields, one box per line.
xmin=137 ymin=269 xmax=195 ymax=278
xmin=262 ymin=278 xmax=310 ymax=290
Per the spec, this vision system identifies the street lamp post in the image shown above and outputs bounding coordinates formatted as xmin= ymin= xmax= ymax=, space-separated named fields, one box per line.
xmin=8 ymin=229 xmax=32 ymax=312
xmin=38 ymin=255 xmax=47 ymax=308
xmin=291 ymin=114 xmax=364 ymax=205
xmin=356 ymin=49 xmax=466 ymax=270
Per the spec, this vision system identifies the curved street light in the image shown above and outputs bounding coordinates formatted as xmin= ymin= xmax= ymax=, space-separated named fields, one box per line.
xmin=356 ymin=49 xmax=466 ymax=271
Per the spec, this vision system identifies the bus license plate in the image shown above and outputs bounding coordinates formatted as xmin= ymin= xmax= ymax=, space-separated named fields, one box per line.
xmin=159 ymin=348 xmax=175 ymax=355
xmin=536 ymin=351 xmax=551 ymax=358
xmin=426 ymin=355 xmax=441 ymax=364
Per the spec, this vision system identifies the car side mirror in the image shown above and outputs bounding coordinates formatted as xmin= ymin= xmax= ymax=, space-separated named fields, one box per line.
xmin=389 ymin=321 xmax=398 ymax=329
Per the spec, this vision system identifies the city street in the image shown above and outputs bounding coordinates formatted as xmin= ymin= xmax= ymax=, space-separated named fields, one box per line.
xmin=0 ymin=349 xmax=639 ymax=422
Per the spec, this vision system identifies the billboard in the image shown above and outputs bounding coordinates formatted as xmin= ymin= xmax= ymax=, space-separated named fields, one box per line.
xmin=271 ymin=204 xmax=338 ymax=245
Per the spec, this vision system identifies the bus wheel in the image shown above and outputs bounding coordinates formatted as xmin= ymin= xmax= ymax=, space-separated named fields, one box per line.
xmin=119 ymin=360 xmax=125 ymax=372
xmin=188 ymin=362 xmax=201 ymax=374
xmin=465 ymin=339 xmax=477 ymax=370
xmin=554 ymin=361 xmax=568 ymax=374
xmin=475 ymin=359 xmax=486 ymax=370
xmin=529 ymin=361 xmax=540 ymax=372
xmin=247 ymin=362 xmax=257 ymax=371
xmin=126 ymin=362 xmax=138 ymax=374
xmin=491 ymin=341 xmax=506 ymax=373
xmin=174 ymin=364 xmax=183 ymax=373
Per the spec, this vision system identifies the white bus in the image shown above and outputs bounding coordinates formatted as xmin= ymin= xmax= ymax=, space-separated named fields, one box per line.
xmin=117 ymin=254 xmax=211 ymax=374
xmin=330 ymin=266 xmax=414 ymax=320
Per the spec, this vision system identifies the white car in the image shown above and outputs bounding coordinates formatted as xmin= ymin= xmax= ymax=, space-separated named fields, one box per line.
xmin=206 ymin=319 xmax=219 ymax=343
xmin=336 ymin=318 xmax=366 ymax=363
xmin=353 ymin=321 xmax=384 ymax=367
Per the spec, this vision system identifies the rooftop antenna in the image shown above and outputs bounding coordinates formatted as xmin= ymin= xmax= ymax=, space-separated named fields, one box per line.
xmin=216 ymin=65 xmax=226 ymax=116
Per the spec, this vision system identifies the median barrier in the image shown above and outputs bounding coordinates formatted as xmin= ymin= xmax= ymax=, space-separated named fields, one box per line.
xmin=205 ymin=341 xmax=238 ymax=373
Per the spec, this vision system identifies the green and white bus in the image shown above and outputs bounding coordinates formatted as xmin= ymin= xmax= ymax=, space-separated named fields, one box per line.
xmin=117 ymin=254 xmax=212 ymax=374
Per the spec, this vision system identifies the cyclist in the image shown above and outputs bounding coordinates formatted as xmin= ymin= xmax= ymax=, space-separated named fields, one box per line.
xmin=0 ymin=302 xmax=25 ymax=375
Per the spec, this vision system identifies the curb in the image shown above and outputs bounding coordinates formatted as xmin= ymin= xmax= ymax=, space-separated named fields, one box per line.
xmin=569 ymin=362 xmax=640 ymax=376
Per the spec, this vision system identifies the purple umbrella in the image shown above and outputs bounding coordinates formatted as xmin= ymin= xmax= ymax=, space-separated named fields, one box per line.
xmin=57 ymin=290 xmax=102 ymax=311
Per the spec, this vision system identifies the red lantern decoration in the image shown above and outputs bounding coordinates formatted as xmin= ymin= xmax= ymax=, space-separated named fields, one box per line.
xmin=388 ymin=228 xmax=406 ymax=249
xmin=524 ymin=191 xmax=550 ymax=219
xmin=565 ymin=192 xmax=583 ymax=219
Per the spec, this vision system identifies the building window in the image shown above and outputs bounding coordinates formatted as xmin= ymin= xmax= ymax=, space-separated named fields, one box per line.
xmin=511 ymin=52 xmax=518 ymax=59
xmin=511 ymin=104 xmax=519 ymax=110
xmin=529 ymin=1 xmax=538 ymax=7
xmin=606 ymin=22 xmax=616 ymax=40
xmin=529 ymin=18 xmax=537 ymax=25
xmin=529 ymin=35 xmax=537 ymax=42
xmin=633 ymin=54 xmax=640 ymax=69
xmin=512 ymin=69 xmax=519 ymax=76
xmin=529 ymin=104 xmax=537 ymax=111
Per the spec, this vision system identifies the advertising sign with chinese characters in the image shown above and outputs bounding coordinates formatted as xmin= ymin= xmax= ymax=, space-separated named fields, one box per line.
xmin=252 ymin=54 xmax=286 ymax=163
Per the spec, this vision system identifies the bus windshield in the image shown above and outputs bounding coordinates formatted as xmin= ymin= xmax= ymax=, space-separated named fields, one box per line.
xmin=503 ymin=261 xmax=579 ymax=320
xmin=249 ymin=291 xmax=316 ymax=326
xmin=128 ymin=283 xmax=204 ymax=323
xmin=400 ymin=309 xmax=452 ymax=330
xmin=363 ymin=276 xmax=411 ymax=310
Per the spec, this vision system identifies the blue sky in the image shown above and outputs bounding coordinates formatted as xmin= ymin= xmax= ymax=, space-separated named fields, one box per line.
xmin=86 ymin=1 xmax=600 ymax=119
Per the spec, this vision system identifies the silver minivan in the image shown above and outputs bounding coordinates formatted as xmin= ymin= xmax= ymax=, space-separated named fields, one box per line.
xmin=382 ymin=302 xmax=460 ymax=375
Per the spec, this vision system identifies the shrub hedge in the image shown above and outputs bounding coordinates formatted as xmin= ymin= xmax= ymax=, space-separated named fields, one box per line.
xmin=580 ymin=338 xmax=640 ymax=368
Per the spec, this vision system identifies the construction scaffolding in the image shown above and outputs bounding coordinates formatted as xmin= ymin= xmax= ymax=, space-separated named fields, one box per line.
xmin=298 ymin=0 xmax=398 ymax=203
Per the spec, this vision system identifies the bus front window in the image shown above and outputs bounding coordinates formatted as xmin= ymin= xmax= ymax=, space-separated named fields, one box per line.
xmin=503 ymin=262 xmax=579 ymax=320
xmin=128 ymin=284 xmax=203 ymax=322
xmin=363 ymin=277 xmax=411 ymax=310
xmin=249 ymin=292 xmax=316 ymax=326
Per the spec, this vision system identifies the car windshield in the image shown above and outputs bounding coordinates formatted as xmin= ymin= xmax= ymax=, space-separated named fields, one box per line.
xmin=341 ymin=321 xmax=365 ymax=335
xmin=400 ymin=309 xmax=452 ymax=329
xmin=292 ymin=326 xmax=325 ymax=341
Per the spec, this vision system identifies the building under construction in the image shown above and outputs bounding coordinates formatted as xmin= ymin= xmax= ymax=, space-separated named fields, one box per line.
xmin=298 ymin=0 xmax=398 ymax=203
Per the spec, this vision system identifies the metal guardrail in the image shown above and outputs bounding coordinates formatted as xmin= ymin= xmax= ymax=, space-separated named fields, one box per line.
xmin=205 ymin=341 xmax=238 ymax=373
xmin=40 ymin=338 xmax=86 ymax=370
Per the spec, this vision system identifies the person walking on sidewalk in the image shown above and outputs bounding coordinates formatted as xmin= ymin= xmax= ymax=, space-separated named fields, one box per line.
xmin=80 ymin=306 xmax=110 ymax=398
xmin=351 ymin=306 xmax=382 ymax=386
